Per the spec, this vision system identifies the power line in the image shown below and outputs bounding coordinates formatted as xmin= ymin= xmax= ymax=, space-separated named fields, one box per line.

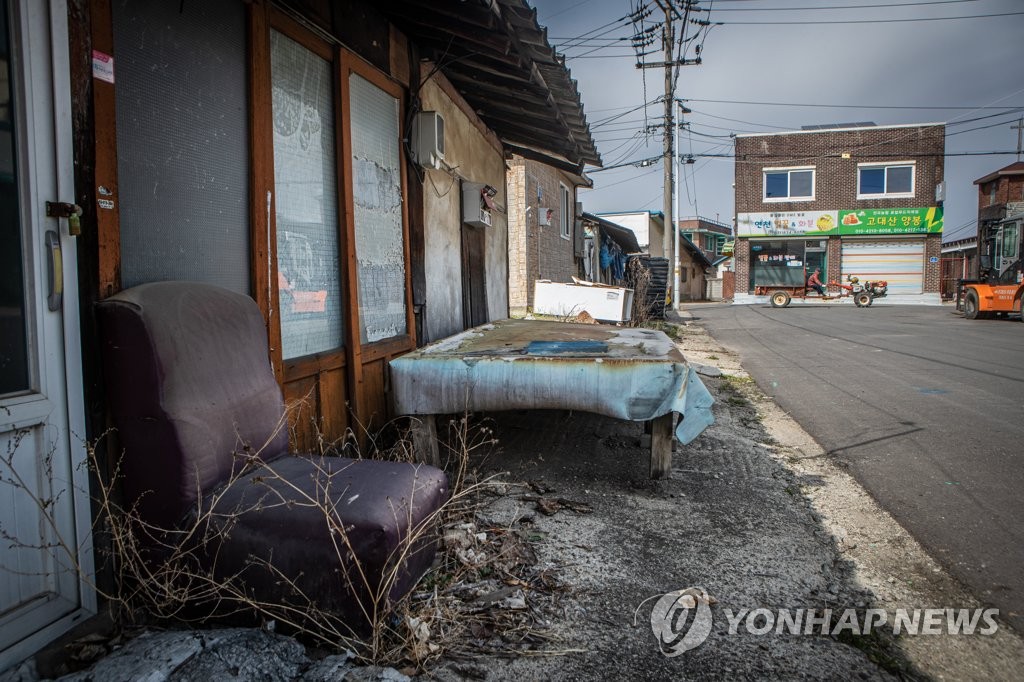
xmin=681 ymin=98 xmax=1024 ymax=111
xmin=707 ymin=150 xmax=1023 ymax=162
xmin=591 ymin=165 xmax=664 ymax=189
xmin=710 ymin=11 xmax=1024 ymax=25
xmin=566 ymin=53 xmax=652 ymax=59
xmin=538 ymin=0 xmax=600 ymax=22
xmin=590 ymin=97 xmax=664 ymax=128
xmin=552 ymin=2 xmax=654 ymax=52
xmin=704 ymin=0 xmax=982 ymax=11
xmin=589 ymin=154 xmax=663 ymax=172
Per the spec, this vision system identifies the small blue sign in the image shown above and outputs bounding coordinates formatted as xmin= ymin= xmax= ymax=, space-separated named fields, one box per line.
xmin=929 ymin=256 xmax=939 ymax=263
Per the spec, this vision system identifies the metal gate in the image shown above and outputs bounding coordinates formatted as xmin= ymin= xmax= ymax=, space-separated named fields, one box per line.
xmin=841 ymin=240 xmax=925 ymax=295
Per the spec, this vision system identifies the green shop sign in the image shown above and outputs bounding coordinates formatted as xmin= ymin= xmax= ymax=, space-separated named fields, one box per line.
xmin=836 ymin=207 xmax=943 ymax=235
xmin=736 ymin=207 xmax=942 ymax=237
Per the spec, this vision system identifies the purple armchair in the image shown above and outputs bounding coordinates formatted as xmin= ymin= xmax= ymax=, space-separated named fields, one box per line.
xmin=97 ymin=281 xmax=448 ymax=629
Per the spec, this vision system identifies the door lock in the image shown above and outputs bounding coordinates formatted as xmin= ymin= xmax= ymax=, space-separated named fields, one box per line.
xmin=46 ymin=201 xmax=83 ymax=236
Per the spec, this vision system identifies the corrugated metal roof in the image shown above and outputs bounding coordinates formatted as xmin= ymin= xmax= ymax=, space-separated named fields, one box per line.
xmin=378 ymin=0 xmax=601 ymax=172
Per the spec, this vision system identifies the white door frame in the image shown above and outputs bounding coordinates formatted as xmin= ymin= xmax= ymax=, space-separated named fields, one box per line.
xmin=0 ymin=0 xmax=95 ymax=670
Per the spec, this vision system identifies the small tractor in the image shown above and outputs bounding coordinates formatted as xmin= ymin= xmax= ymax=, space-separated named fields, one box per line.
xmin=759 ymin=274 xmax=887 ymax=308
xmin=959 ymin=216 xmax=1024 ymax=321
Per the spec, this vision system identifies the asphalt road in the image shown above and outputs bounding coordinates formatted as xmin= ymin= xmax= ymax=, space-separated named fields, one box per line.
xmin=690 ymin=303 xmax=1024 ymax=630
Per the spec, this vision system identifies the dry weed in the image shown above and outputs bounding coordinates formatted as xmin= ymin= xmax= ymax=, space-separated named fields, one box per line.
xmin=0 ymin=407 xmax=573 ymax=673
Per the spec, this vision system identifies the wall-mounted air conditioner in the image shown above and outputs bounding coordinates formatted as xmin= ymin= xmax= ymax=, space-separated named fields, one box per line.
xmin=414 ymin=111 xmax=445 ymax=169
xmin=462 ymin=182 xmax=493 ymax=228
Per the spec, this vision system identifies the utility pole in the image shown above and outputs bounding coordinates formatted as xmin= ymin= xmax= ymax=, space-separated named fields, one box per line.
xmin=1013 ymin=118 xmax=1024 ymax=161
xmin=639 ymin=1 xmax=701 ymax=310
xmin=672 ymin=103 xmax=681 ymax=311
xmin=662 ymin=7 xmax=674 ymax=264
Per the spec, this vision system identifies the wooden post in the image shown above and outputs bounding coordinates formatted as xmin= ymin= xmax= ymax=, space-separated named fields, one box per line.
xmin=410 ymin=414 xmax=439 ymax=467
xmin=650 ymin=412 xmax=674 ymax=479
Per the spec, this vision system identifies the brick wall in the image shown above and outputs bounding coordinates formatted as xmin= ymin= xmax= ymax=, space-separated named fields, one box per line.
xmin=507 ymin=159 xmax=528 ymax=314
xmin=978 ymin=175 xmax=1024 ymax=210
xmin=734 ymin=239 xmax=750 ymax=293
xmin=924 ymin=234 xmax=941 ymax=293
xmin=506 ymin=155 xmax=579 ymax=314
xmin=826 ymin=237 xmax=842 ymax=284
xmin=735 ymin=124 xmax=944 ymax=213
xmin=734 ymin=124 xmax=945 ymax=297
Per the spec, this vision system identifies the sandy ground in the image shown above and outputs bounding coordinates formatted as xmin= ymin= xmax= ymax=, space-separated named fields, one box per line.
xmin=7 ymin=316 xmax=1023 ymax=681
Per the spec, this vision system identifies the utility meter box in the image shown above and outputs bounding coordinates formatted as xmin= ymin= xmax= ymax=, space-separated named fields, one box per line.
xmin=414 ymin=111 xmax=445 ymax=169
xmin=462 ymin=182 xmax=492 ymax=228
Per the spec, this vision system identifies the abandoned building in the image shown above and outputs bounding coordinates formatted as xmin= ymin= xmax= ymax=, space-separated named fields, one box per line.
xmin=0 ymin=0 xmax=601 ymax=668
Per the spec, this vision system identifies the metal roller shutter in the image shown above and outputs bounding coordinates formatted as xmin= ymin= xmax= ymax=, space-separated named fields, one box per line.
xmin=841 ymin=240 xmax=925 ymax=295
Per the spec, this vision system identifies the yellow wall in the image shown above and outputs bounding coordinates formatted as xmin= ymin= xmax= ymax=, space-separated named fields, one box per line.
xmin=418 ymin=75 xmax=508 ymax=342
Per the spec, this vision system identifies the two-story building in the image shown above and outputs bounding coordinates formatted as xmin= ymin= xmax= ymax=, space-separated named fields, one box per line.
xmin=733 ymin=123 xmax=945 ymax=304
xmin=972 ymin=162 xmax=1024 ymax=281
xmin=679 ymin=216 xmax=732 ymax=259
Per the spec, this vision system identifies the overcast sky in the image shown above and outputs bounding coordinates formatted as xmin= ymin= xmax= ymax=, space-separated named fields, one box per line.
xmin=533 ymin=0 xmax=1024 ymax=242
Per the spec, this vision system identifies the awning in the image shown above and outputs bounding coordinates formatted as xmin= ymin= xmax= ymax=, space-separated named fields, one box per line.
xmin=378 ymin=0 xmax=601 ymax=173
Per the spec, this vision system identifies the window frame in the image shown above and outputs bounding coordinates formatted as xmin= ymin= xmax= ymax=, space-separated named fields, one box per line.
xmin=259 ymin=11 xmax=347 ymax=381
xmin=558 ymin=182 xmax=572 ymax=240
xmin=339 ymin=49 xmax=415 ymax=359
xmin=762 ymin=166 xmax=815 ymax=203
xmin=856 ymin=161 xmax=916 ymax=200
xmin=267 ymin=24 xmax=346 ymax=364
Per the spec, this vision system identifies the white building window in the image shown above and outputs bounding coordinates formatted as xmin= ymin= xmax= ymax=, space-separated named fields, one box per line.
xmin=857 ymin=162 xmax=915 ymax=199
xmin=763 ymin=167 xmax=815 ymax=202
xmin=559 ymin=183 xmax=572 ymax=239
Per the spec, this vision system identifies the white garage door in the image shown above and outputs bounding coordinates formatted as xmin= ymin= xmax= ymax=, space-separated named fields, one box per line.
xmin=841 ymin=240 xmax=925 ymax=295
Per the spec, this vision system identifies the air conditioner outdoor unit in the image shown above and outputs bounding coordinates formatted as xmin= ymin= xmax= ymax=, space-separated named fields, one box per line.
xmin=462 ymin=182 xmax=492 ymax=228
xmin=414 ymin=111 xmax=445 ymax=169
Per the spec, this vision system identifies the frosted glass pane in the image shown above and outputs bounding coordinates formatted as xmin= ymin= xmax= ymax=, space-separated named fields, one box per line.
xmin=349 ymin=74 xmax=407 ymax=344
xmin=113 ymin=0 xmax=249 ymax=293
xmin=271 ymin=31 xmax=343 ymax=359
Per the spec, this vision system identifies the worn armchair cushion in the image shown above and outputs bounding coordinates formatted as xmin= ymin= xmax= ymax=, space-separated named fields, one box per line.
xmin=206 ymin=456 xmax=447 ymax=627
xmin=98 ymin=282 xmax=290 ymax=528
xmin=97 ymin=281 xmax=448 ymax=626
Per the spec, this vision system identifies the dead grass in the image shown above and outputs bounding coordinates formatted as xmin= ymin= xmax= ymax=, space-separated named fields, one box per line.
xmin=0 ymin=409 xmax=574 ymax=674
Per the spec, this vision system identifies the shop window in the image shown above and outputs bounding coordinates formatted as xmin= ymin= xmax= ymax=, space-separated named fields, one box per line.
xmin=349 ymin=73 xmax=408 ymax=344
xmin=750 ymin=240 xmax=807 ymax=287
xmin=271 ymin=30 xmax=343 ymax=360
xmin=559 ymin=183 xmax=572 ymax=239
xmin=858 ymin=163 xmax=914 ymax=199
xmin=763 ymin=167 xmax=814 ymax=201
